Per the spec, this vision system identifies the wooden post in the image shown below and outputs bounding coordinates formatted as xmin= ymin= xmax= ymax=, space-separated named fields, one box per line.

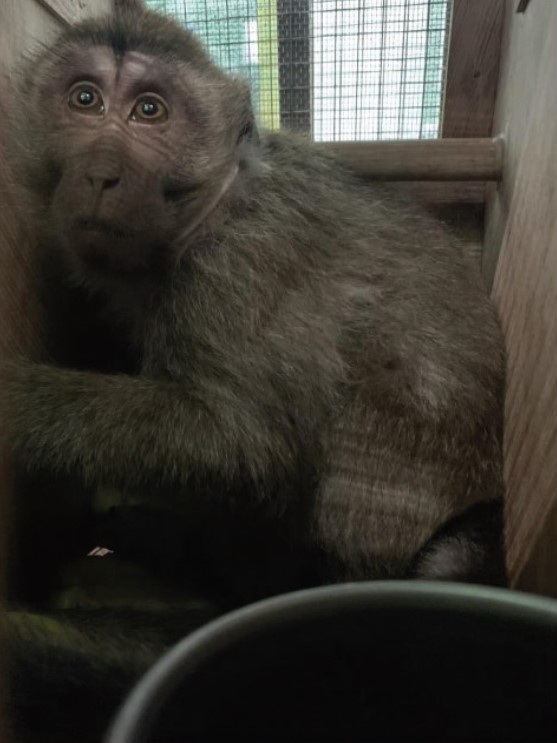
xmin=487 ymin=0 xmax=557 ymax=597
xmin=442 ymin=0 xmax=505 ymax=138
xmin=0 ymin=2 xmax=112 ymax=738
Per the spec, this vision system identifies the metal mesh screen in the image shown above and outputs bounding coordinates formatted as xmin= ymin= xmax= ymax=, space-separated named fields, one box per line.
xmin=146 ymin=1 xmax=452 ymax=141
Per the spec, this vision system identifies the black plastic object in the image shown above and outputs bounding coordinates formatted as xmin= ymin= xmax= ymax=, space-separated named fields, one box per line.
xmin=105 ymin=581 xmax=557 ymax=743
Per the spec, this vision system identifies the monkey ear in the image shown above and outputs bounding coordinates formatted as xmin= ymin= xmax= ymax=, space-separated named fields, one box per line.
xmin=236 ymin=86 xmax=260 ymax=146
xmin=238 ymin=108 xmax=260 ymax=145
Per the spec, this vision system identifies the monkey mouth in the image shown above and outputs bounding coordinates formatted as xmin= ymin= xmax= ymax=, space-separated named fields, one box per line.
xmin=76 ymin=217 xmax=131 ymax=240
xmin=70 ymin=217 xmax=154 ymax=278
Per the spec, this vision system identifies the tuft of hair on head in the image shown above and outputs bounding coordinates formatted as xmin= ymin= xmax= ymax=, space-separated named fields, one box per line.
xmin=112 ymin=0 xmax=146 ymax=16
xmin=60 ymin=0 xmax=215 ymax=73
xmin=108 ymin=0 xmax=147 ymax=39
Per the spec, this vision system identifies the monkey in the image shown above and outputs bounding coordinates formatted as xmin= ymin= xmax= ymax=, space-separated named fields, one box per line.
xmin=0 ymin=0 xmax=507 ymax=739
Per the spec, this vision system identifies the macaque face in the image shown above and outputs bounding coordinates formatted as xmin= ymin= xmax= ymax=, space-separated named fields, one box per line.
xmin=28 ymin=44 xmax=241 ymax=283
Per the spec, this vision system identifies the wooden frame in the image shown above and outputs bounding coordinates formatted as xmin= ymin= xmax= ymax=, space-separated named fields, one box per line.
xmin=36 ymin=0 xmax=93 ymax=24
xmin=486 ymin=0 xmax=557 ymax=597
xmin=442 ymin=0 xmax=505 ymax=138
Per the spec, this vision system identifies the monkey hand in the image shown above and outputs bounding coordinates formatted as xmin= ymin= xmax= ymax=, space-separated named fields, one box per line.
xmin=0 ymin=358 xmax=295 ymax=489
xmin=0 ymin=358 xmax=113 ymax=482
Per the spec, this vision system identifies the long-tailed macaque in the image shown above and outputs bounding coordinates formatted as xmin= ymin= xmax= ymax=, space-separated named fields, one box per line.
xmin=1 ymin=0 xmax=506 ymax=739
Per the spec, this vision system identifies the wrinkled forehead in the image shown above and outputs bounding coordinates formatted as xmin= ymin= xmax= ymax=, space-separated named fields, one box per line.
xmin=42 ymin=45 xmax=181 ymax=95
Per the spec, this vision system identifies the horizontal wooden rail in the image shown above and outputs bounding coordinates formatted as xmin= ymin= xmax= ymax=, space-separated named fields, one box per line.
xmin=320 ymin=137 xmax=504 ymax=181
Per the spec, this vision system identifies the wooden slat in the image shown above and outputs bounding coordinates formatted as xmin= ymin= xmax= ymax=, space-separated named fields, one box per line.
xmin=442 ymin=0 xmax=505 ymax=138
xmin=321 ymin=138 xmax=503 ymax=181
xmin=395 ymin=182 xmax=486 ymax=206
xmin=483 ymin=0 xmax=551 ymax=287
xmin=491 ymin=1 xmax=557 ymax=592
xmin=0 ymin=5 xmax=44 ymax=734
xmin=0 ymin=0 xmax=61 ymax=72
xmin=36 ymin=0 xmax=102 ymax=24
xmin=0 ymin=2 xmax=111 ymax=736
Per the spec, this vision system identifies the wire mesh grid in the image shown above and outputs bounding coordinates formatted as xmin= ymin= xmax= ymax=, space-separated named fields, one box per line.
xmin=146 ymin=1 xmax=452 ymax=141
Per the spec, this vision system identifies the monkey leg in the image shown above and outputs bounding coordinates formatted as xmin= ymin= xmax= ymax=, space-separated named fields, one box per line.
xmin=7 ymin=467 xmax=95 ymax=606
xmin=408 ymin=500 xmax=508 ymax=586
xmin=50 ymin=552 xmax=217 ymax=613
xmin=4 ymin=605 xmax=219 ymax=743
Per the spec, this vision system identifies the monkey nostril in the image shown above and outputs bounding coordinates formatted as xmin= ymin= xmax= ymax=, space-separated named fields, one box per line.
xmin=102 ymin=176 xmax=120 ymax=190
xmin=87 ymin=175 xmax=121 ymax=192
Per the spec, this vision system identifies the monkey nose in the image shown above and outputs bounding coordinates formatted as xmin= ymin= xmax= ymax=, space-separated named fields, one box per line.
xmin=87 ymin=175 xmax=121 ymax=193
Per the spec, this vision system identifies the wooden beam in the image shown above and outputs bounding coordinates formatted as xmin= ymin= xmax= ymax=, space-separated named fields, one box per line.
xmin=35 ymin=0 xmax=80 ymax=24
xmin=442 ymin=0 xmax=505 ymax=138
xmin=320 ymin=138 xmax=503 ymax=181
xmin=36 ymin=0 xmax=109 ymax=24
xmin=396 ymin=182 xmax=486 ymax=206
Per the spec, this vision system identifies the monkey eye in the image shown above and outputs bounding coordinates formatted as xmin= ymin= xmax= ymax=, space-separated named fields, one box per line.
xmin=68 ymin=83 xmax=104 ymax=115
xmin=130 ymin=95 xmax=169 ymax=124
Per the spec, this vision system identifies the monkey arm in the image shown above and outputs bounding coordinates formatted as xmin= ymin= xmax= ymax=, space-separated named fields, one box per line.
xmin=2 ymin=360 xmax=300 ymax=489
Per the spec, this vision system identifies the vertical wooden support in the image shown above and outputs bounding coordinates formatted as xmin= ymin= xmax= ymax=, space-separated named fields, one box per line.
xmin=442 ymin=0 xmax=505 ymax=138
xmin=487 ymin=0 xmax=557 ymax=596
xmin=0 ymin=1 xmax=112 ymax=737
